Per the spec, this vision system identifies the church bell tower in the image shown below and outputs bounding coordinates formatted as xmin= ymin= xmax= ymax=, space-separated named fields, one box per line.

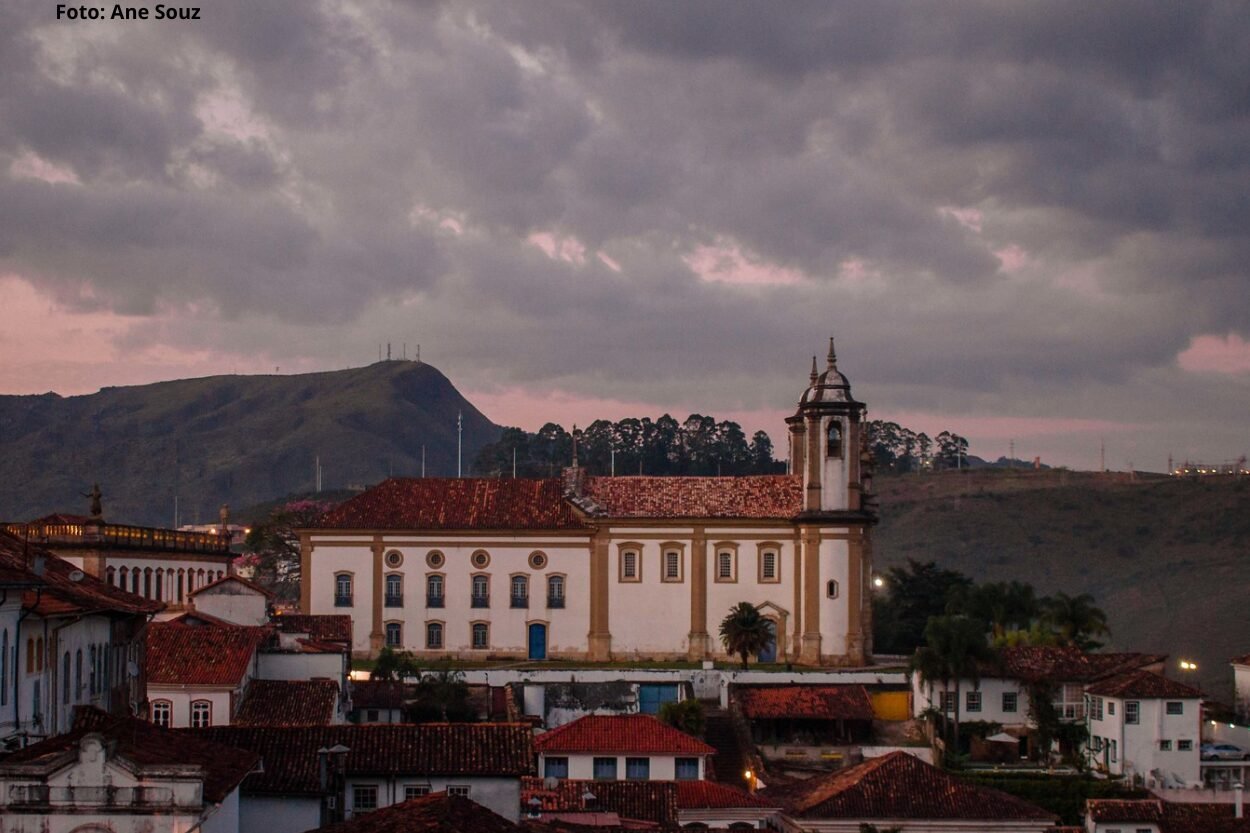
xmin=787 ymin=337 xmax=867 ymax=513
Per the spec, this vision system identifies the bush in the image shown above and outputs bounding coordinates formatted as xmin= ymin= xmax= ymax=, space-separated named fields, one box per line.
xmin=957 ymin=772 xmax=1146 ymax=825
xmin=658 ymin=699 xmax=706 ymax=737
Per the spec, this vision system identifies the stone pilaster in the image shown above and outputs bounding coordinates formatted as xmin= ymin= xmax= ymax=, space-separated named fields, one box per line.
xmin=799 ymin=525 xmax=823 ymax=664
xmin=299 ymin=534 xmax=313 ymax=613
xmin=845 ymin=531 xmax=866 ymax=665
xmin=369 ymin=537 xmax=385 ymax=654
xmin=588 ymin=530 xmax=612 ymax=661
xmin=687 ymin=526 xmax=709 ymax=660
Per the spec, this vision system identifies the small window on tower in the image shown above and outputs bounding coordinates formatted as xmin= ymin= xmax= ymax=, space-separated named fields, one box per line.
xmin=826 ymin=420 xmax=843 ymax=458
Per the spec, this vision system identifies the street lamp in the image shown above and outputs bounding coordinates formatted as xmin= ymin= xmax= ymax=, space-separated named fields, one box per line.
xmin=1180 ymin=659 xmax=1198 ymax=672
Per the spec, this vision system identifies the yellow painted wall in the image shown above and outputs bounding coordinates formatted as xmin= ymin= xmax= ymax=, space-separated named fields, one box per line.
xmin=871 ymin=690 xmax=911 ymax=721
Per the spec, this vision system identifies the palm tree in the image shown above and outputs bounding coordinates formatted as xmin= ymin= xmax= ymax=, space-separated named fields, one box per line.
xmin=1041 ymin=592 xmax=1109 ymax=650
xmin=910 ymin=615 xmax=996 ymax=757
xmin=950 ymin=580 xmax=1040 ymax=642
xmin=719 ymin=602 xmax=773 ymax=670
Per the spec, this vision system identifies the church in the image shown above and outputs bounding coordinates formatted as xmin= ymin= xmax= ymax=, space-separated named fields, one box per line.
xmin=298 ymin=340 xmax=877 ymax=666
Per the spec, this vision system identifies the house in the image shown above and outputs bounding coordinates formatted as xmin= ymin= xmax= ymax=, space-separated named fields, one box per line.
xmin=0 ymin=529 xmax=162 ymax=745
xmin=1085 ymin=670 xmax=1203 ymax=787
xmin=674 ymin=779 xmax=781 ymax=830
xmin=911 ymin=645 xmax=1166 ymax=756
xmin=234 ymin=678 xmax=343 ymax=726
xmin=734 ymin=684 xmax=875 ymax=757
xmin=303 ymin=792 xmax=526 ymax=833
xmin=0 ymin=706 xmax=258 ymax=833
xmin=348 ymin=680 xmax=407 ymax=724
xmin=521 ymin=777 xmax=679 ymax=827
xmin=6 ymin=503 xmax=235 ymax=612
xmin=761 ymin=749 xmax=1058 ymax=832
xmin=145 ymin=621 xmax=270 ymax=727
xmin=1085 ymin=798 xmax=1250 ymax=833
xmin=299 ymin=342 xmax=877 ymax=667
xmin=1231 ymin=654 xmax=1250 ymax=725
xmin=189 ymin=574 xmax=275 ymax=626
xmin=533 ymin=713 xmax=715 ymax=781
xmin=192 ymin=723 xmax=536 ymax=831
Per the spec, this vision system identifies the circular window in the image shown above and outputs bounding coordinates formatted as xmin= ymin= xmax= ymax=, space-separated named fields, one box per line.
xmin=384 ymin=550 xmax=404 ymax=569
xmin=426 ymin=551 xmax=445 ymax=569
xmin=471 ymin=550 xmax=491 ymax=569
xmin=528 ymin=551 xmax=548 ymax=570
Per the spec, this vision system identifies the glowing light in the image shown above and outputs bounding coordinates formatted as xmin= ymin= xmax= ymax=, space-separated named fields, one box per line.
xmin=872 ymin=576 xmax=885 ymax=589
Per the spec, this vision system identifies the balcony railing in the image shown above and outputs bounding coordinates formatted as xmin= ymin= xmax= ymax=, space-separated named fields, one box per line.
xmin=7 ymin=784 xmax=180 ymax=808
xmin=334 ymin=594 xmax=353 ymax=607
xmin=511 ymin=595 xmax=529 ymax=609
xmin=3 ymin=521 xmax=231 ymax=554
xmin=471 ymin=594 xmax=489 ymax=608
xmin=547 ymin=596 xmax=565 ymax=609
xmin=426 ymin=594 xmax=444 ymax=608
xmin=384 ymin=594 xmax=403 ymax=608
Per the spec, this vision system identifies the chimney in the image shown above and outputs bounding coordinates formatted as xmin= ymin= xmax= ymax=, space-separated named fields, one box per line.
xmin=1236 ymin=782 xmax=1243 ymax=818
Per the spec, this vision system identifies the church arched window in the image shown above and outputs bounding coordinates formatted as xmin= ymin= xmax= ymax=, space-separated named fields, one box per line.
xmin=826 ymin=420 xmax=843 ymax=459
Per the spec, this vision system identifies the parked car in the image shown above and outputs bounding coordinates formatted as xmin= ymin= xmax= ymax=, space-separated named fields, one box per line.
xmin=1201 ymin=742 xmax=1250 ymax=761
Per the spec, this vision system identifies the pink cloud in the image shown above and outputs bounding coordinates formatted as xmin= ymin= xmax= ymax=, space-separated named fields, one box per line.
xmin=1177 ymin=333 xmax=1250 ymax=374
xmin=886 ymin=409 xmax=1136 ymax=442
xmin=684 ymin=239 xmax=804 ymax=286
xmin=9 ymin=152 xmax=80 ymax=185
xmin=527 ymin=231 xmax=587 ymax=265
xmin=995 ymin=244 xmax=1031 ymax=273
xmin=939 ymin=206 xmax=983 ymax=233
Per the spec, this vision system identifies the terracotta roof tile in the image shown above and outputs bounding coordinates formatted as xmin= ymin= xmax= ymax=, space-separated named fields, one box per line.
xmin=307 ymin=793 xmax=524 ymax=833
xmin=674 ymin=780 xmax=778 ymax=809
xmin=191 ymin=724 xmax=536 ymax=794
xmin=146 ymin=622 xmax=268 ymax=686
xmin=0 ymin=529 xmax=163 ymax=616
xmin=762 ymin=751 xmax=1055 ymax=822
xmin=1086 ymin=669 xmax=1203 ymax=699
xmin=234 ymin=679 xmax=339 ymax=726
xmin=521 ymin=777 xmax=678 ymax=825
xmin=316 ymin=478 xmax=588 ymax=530
xmin=995 ymin=646 xmax=1165 ymax=683
xmin=534 ymin=715 xmax=715 ymax=756
xmin=190 ymin=573 xmax=276 ymax=598
xmin=272 ymin=613 xmax=353 ymax=644
xmin=1088 ymin=799 xmax=1250 ymax=833
xmin=351 ymin=680 xmax=408 ymax=711
xmin=0 ymin=707 xmax=258 ymax=804
xmin=1231 ymin=653 xmax=1250 ymax=667
xmin=1087 ymin=798 xmax=1164 ymax=823
xmin=735 ymin=685 xmax=875 ymax=721
xmin=582 ymin=475 xmax=802 ymax=519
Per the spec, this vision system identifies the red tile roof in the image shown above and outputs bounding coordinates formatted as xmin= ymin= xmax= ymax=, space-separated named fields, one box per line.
xmin=0 ymin=707 xmax=258 ymax=804
xmin=1086 ymin=669 xmax=1203 ymax=699
xmin=1087 ymin=798 xmax=1164 ymax=823
xmin=351 ymin=680 xmax=408 ymax=712
xmin=735 ymin=685 xmax=875 ymax=721
xmin=316 ymin=478 xmax=588 ymax=530
xmin=521 ymin=777 xmax=678 ymax=825
xmin=762 ymin=751 xmax=1055 ymax=822
xmin=0 ymin=529 xmax=163 ymax=616
xmin=191 ymin=724 xmax=536 ymax=794
xmin=1086 ymin=799 xmax=1250 ymax=833
xmin=190 ymin=573 xmax=275 ymax=598
xmin=1231 ymin=653 xmax=1250 ymax=666
xmin=995 ymin=646 xmax=1166 ymax=683
xmin=146 ymin=622 xmax=268 ymax=686
xmin=306 ymin=793 xmax=524 ymax=833
xmin=534 ymin=714 xmax=715 ymax=756
xmin=272 ymin=613 xmax=353 ymax=644
xmin=234 ymin=679 xmax=339 ymax=727
xmin=582 ymin=475 xmax=803 ymax=519
xmin=674 ymin=780 xmax=778 ymax=809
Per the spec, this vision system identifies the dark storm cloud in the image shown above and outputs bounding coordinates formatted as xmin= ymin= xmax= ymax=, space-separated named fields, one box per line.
xmin=2 ymin=0 xmax=1249 ymax=465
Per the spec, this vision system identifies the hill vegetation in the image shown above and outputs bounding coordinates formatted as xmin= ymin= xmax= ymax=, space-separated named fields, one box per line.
xmin=874 ymin=468 xmax=1250 ymax=699
xmin=0 ymin=361 xmax=499 ymax=526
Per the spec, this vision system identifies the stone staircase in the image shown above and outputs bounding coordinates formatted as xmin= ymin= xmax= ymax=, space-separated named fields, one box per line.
xmin=703 ymin=707 xmax=753 ymax=784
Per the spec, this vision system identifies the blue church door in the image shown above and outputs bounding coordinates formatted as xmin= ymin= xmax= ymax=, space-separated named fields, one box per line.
xmin=758 ymin=621 xmax=777 ymax=663
xmin=528 ymin=623 xmax=547 ymax=660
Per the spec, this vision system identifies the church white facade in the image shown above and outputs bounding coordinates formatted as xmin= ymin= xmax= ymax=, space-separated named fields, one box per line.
xmin=299 ymin=342 xmax=877 ymax=666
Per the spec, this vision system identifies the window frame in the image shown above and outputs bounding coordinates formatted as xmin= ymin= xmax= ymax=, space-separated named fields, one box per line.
xmin=426 ymin=573 xmax=445 ymax=608
xmin=660 ymin=542 xmax=685 ymax=584
xmin=713 ymin=543 xmax=738 ymax=583
xmin=190 ymin=699 xmax=212 ymax=728
xmin=352 ymin=785 xmax=379 ymax=814
xmin=544 ymin=756 xmax=569 ymax=779
xmin=471 ymin=573 xmax=490 ymax=608
xmin=384 ymin=621 xmax=403 ymax=648
xmin=965 ymin=690 xmax=982 ymax=713
xmin=1002 ymin=691 xmax=1018 ymax=713
xmin=1159 ymin=739 xmax=1172 ymax=751
xmin=151 ymin=699 xmax=172 ymax=728
xmin=547 ymin=573 xmax=566 ymax=608
xmin=826 ymin=418 xmax=844 ymax=459
xmin=334 ymin=572 xmax=354 ymax=607
xmin=510 ymin=573 xmax=530 ymax=608
xmin=471 ymin=621 xmax=489 ymax=650
xmin=404 ymin=785 xmax=431 ymax=800
xmin=757 ymin=543 xmax=781 ymax=583
xmin=425 ymin=620 xmax=445 ymax=650
xmin=675 ymin=757 xmax=699 ymax=780
xmin=384 ymin=573 xmax=403 ymax=607
xmin=447 ymin=785 xmax=471 ymax=798
xmin=618 ymin=543 xmax=642 ymax=582
xmin=592 ymin=756 xmax=618 ymax=780
xmin=1166 ymin=701 xmax=1184 ymax=715
xmin=625 ymin=757 xmax=650 ymax=780
xmin=1125 ymin=700 xmax=1139 ymax=724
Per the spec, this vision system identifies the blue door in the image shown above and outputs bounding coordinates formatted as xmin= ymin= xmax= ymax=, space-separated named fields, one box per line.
xmin=758 ymin=621 xmax=777 ymax=663
xmin=528 ymin=623 xmax=547 ymax=660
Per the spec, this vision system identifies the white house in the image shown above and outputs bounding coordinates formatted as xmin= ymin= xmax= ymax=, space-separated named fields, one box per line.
xmin=0 ymin=529 xmax=161 ymax=747
xmin=1085 ymin=669 xmax=1202 ymax=788
xmin=145 ymin=621 xmax=268 ymax=728
xmin=0 ymin=707 xmax=257 ymax=833
xmin=1232 ymin=653 xmax=1250 ymax=725
xmin=189 ymin=574 xmax=274 ymax=626
xmin=192 ymin=723 xmax=536 ymax=831
xmin=299 ymin=342 xmax=877 ymax=669
xmin=533 ymin=713 xmax=715 ymax=782
xmin=1084 ymin=797 xmax=1250 ymax=833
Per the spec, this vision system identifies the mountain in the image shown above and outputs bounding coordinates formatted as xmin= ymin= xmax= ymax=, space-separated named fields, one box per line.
xmin=875 ymin=468 xmax=1250 ymax=700
xmin=0 ymin=361 xmax=500 ymax=527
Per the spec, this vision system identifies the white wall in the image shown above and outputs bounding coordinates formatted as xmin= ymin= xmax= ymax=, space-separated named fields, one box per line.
xmin=539 ymin=752 xmax=705 ymax=781
xmin=257 ymin=650 xmax=345 ymax=683
xmin=1234 ymin=663 xmax=1250 ymax=724
xmin=148 ymin=685 xmax=234 ymax=728
xmin=202 ymin=788 xmax=241 ymax=833
xmin=0 ymin=599 xmax=23 ymax=737
xmin=343 ymin=775 xmax=522 ymax=821
xmin=1088 ymin=695 xmax=1201 ymax=785
xmin=911 ymin=674 xmax=1031 ymax=728
xmin=194 ymin=587 xmax=268 ymax=626
xmin=240 ymin=795 xmax=321 ymax=833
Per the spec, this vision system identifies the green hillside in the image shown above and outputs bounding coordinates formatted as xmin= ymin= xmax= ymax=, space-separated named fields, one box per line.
xmin=875 ymin=469 xmax=1250 ymax=700
xmin=0 ymin=361 xmax=500 ymax=527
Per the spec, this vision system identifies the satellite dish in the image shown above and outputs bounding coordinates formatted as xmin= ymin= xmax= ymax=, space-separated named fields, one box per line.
xmin=68 ymin=569 xmax=85 ymax=582
xmin=127 ymin=661 xmax=140 ymax=678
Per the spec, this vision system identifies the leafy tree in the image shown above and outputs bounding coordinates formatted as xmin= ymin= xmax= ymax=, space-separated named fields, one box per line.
xmin=411 ymin=665 xmax=474 ymax=722
xmin=244 ymin=499 xmax=335 ymax=600
xmin=1041 ymin=592 xmax=1110 ymax=650
xmin=873 ymin=559 xmax=973 ymax=654
xmin=719 ymin=602 xmax=773 ymax=670
xmin=371 ymin=646 xmax=419 ymax=681
xmin=658 ymin=699 xmax=706 ymax=737
xmin=934 ymin=431 xmax=970 ymax=470
xmin=949 ymin=580 xmax=1041 ymax=641
xmin=911 ymin=615 xmax=997 ymax=757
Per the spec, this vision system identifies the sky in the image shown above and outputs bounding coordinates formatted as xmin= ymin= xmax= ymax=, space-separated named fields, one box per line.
xmin=1 ymin=2 xmax=1248 ymax=472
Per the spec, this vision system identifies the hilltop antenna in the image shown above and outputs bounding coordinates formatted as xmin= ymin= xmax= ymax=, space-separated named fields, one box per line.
xmin=421 ymin=445 xmax=426 ymax=478
xmin=1100 ymin=438 xmax=1105 ymax=473
xmin=457 ymin=412 xmax=463 ymax=478
xmin=378 ymin=344 xmax=382 ymax=362
xmin=416 ymin=344 xmax=420 ymax=364
xmin=403 ymin=343 xmax=407 ymax=360
xmin=513 ymin=447 xmax=517 ymax=479
xmin=1009 ymin=439 xmax=1014 ymax=468
xmin=387 ymin=343 xmax=391 ymax=361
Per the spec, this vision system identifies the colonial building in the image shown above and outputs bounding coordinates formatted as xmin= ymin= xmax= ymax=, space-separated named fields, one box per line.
xmin=299 ymin=341 xmax=877 ymax=666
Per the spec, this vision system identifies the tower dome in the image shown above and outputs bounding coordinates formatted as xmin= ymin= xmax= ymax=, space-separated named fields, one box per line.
xmin=800 ymin=337 xmax=859 ymax=407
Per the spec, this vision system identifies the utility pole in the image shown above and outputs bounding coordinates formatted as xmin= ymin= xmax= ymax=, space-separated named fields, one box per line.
xmin=457 ymin=412 xmax=463 ymax=478
xmin=512 ymin=447 xmax=517 ymax=479
xmin=421 ymin=445 xmax=426 ymax=478
xmin=1100 ymin=438 xmax=1105 ymax=473
xmin=1009 ymin=439 xmax=1014 ymax=468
